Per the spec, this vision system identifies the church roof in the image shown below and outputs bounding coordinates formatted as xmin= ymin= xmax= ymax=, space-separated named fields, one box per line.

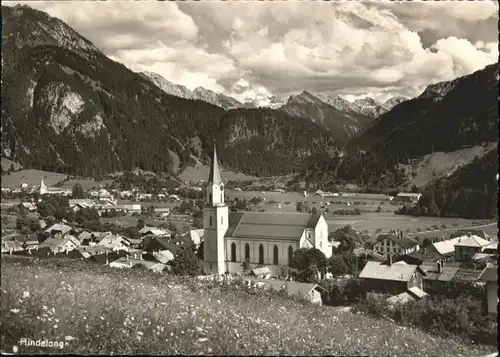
xmin=208 ymin=145 xmax=222 ymax=185
xmin=225 ymin=212 xmax=321 ymax=241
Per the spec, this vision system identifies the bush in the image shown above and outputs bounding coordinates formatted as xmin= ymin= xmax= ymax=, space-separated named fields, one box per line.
xmin=170 ymin=247 xmax=201 ymax=276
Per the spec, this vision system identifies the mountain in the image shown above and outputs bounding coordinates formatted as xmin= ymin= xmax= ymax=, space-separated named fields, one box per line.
xmin=351 ymin=63 xmax=498 ymax=161
xmin=351 ymin=97 xmax=386 ymax=118
xmin=380 ymin=96 xmax=407 ymax=111
xmin=138 ymin=72 xmax=195 ymax=100
xmin=192 ymin=87 xmax=242 ymax=111
xmin=139 ymin=71 xmax=242 ymax=110
xmin=1 ymin=4 xmax=340 ymax=177
xmin=278 ymin=91 xmax=373 ymax=142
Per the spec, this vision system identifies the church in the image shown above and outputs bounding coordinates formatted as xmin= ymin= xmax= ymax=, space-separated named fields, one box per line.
xmin=202 ymin=146 xmax=331 ymax=276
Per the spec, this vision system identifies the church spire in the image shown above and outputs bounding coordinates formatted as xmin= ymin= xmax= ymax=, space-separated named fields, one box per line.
xmin=208 ymin=144 xmax=222 ymax=185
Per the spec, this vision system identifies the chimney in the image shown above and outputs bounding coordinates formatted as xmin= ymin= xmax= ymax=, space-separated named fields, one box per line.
xmin=437 ymin=261 xmax=442 ymax=274
xmin=399 ymin=231 xmax=403 ymax=239
xmin=106 ymin=257 xmax=109 ymax=265
xmin=129 ymin=261 xmax=132 ymax=267
xmin=467 ymin=232 xmax=472 ymax=238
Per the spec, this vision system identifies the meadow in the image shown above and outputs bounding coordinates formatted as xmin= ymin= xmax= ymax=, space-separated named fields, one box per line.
xmin=0 ymin=257 xmax=495 ymax=356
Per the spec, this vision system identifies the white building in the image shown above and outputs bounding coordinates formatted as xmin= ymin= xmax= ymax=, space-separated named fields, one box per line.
xmin=202 ymin=145 xmax=330 ymax=276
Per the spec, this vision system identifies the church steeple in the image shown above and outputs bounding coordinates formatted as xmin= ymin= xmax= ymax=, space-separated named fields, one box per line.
xmin=207 ymin=144 xmax=224 ymax=206
xmin=208 ymin=144 xmax=222 ymax=186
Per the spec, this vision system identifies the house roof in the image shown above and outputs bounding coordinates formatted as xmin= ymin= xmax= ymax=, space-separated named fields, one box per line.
xmin=396 ymin=192 xmax=421 ymax=197
xmin=189 ymin=229 xmax=204 ymax=245
xmin=420 ymin=263 xmax=459 ymax=282
xmin=359 ymin=261 xmax=421 ymax=282
xmin=432 ymin=237 xmax=463 ymax=255
xmin=151 ymin=250 xmax=175 ymax=264
xmin=453 ymin=268 xmax=483 ymax=282
xmin=408 ymin=286 xmax=428 ymax=299
xmin=455 ymin=235 xmax=491 ymax=248
xmin=38 ymin=237 xmax=66 ymax=249
xmin=78 ymin=231 xmax=92 ymax=241
xmin=376 ymin=234 xmax=419 ymax=250
xmin=154 ymin=207 xmax=171 ymax=212
xmin=478 ymin=266 xmax=498 ymax=282
xmin=482 ymin=242 xmax=497 ymax=252
xmin=225 ymin=212 xmax=322 ymax=241
xmin=45 ymin=224 xmax=72 ymax=235
xmin=141 ymin=236 xmax=180 ymax=253
xmin=472 ymin=252 xmax=496 ymax=261
xmin=97 ymin=235 xmax=129 ymax=249
xmin=139 ymin=227 xmax=170 ymax=236
xmin=252 ymin=278 xmax=321 ymax=298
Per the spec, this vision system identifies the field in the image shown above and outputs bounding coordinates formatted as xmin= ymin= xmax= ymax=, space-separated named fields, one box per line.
xmin=225 ymin=190 xmax=497 ymax=236
xmin=0 ymin=257 xmax=495 ymax=356
xmin=0 ymin=169 xmax=112 ymax=190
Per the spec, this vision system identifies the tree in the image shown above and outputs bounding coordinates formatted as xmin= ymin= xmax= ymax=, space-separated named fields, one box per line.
xmin=328 ymin=255 xmax=349 ymax=276
xmin=241 ymin=257 xmax=250 ymax=273
xmin=72 ymin=183 xmax=85 ymax=199
xmin=311 ymin=206 xmax=318 ymax=214
xmin=170 ymin=247 xmax=201 ymax=276
xmin=290 ymin=248 xmax=327 ymax=282
xmin=136 ymin=218 xmax=145 ymax=230
xmin=296 ymin=201 xmax=304 ymax=212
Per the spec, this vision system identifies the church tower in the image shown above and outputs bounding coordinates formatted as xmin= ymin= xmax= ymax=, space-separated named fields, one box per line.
xmin=40 ymin=177 xmax=47 ymax=195
xmin=203 ymin=145 xmax=229 ymax=275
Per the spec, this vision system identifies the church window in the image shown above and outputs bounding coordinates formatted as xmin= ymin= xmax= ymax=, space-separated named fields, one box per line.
xmin=209 ymin=216 xmax=212 ymax=226
xmin=245 ymin=243 xmax=250 ymax=261
xmin=231 ymin=242 xmax=236 ymax=262
xmin=258 ymin=244 xmax=264 ymax=265
xmin=288 ymin=246 xmax=294 ymax=266
xmin=273 ymin=245 xmax=279 ymax=265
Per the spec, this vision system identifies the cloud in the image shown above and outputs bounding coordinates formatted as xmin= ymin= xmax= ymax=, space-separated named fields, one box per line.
xmin=8 ymin=0 xmax=499 ymax=103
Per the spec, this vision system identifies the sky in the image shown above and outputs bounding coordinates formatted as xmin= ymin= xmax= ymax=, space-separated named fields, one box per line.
xmin=9 ymin=0 xmax=500 ymax=104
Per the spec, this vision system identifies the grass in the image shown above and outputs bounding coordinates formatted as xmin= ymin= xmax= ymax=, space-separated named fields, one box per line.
xmin=0 ymin=257 xmax=495 ymax=356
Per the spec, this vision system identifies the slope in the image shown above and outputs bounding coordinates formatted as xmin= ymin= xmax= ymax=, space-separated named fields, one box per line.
xmin=351 ymin=63 xmax=498 ymax=161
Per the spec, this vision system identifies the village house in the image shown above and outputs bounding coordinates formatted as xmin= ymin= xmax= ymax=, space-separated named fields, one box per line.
xmin=37 ymin=236 xmax=80 ymax=254
xmin=18 ymin=202 xmax=37 ymax=212
xmin=429 ymin=237 xmax=464 ymax=257
xmin=478 ymin=265 xmax=498 ymax=317
xmin=139 ymin=227 xmax=171 ymax=237
xmin=96 ymin=234 xmax=131 ymax=252
xmin=109 ymin=256 xmax=166 ymax=272
xmin=189 ymin=229 xmax=203 ymax=248
xmin=154 ymin=207 xmax=171 ymax=217
xmin=419 ymin=260 xmax=461 ymax=292
xmin=372 ymin=231 xmax=420 ymax=256
xmin=44 ymin=223 xmax=73 ymax=238
xmin=454 ymin=234 xmax=492 ymax=261
xmin=140 ymin=236 xmax=179 ymax=256
xmin=246 ymin=278 xmax=325 ymax=305
xmin=450 ymin=229 xmax=490 ymax=241
xmin=393 ymin=192 xmax=422 ymax=203
xmin=359 ymin=260 xmax=427 ymax=298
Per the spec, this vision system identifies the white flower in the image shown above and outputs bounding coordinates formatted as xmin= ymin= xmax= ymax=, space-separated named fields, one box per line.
xmin=54 ymin=325 xmax=58 ymax=329
xmin=10 ymin=309 xmax=20 ymax=314
xmin=42 ymin=306 xmax=48 ymax=310
xmin=136 ymin=331 xmax=143 ymax=336
xmin=12 ymin=345 xmax=18 ymax=353
xmin=198 ymin=338 xmax=208 ymax=342
xmin=65 ymin=336 xmax=76 ymax=341
xmin=22 ymin=291 xmax=30 ymax=298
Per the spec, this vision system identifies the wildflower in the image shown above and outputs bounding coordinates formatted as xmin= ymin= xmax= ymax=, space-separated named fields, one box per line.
xmin=10 ymin=309 xmax=20 ymax=314
xmin=198 ymin=338 xmax=208 ymax=342
xmin=136 ymin=331 xmax=144 ymax=336
xmin=22 ymin=291 xmax=30 ymax=298
xmin=100 ymin=316 xmax=105 ymax=321
xmin=64 ymin=336 xmax=76 ymax=341
xmin=54 ymin=325 xmax=58 ymax=329
xmin=12 ymin=345 xmax=18 ymax=353
xmin=42 ymin=306 xmax=48 ymax=310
